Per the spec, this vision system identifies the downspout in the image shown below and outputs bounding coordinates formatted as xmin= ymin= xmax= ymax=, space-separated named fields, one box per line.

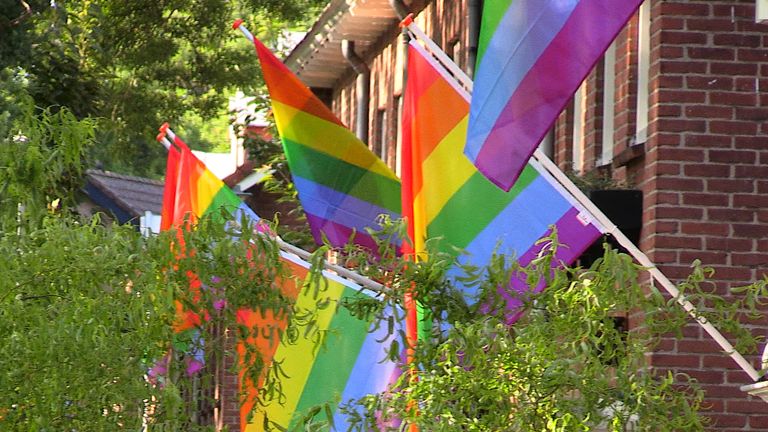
xmin=468 ymin=0 xmax=482 ymax=78
xmin=342 ymin=40 xmax=370 ymax=144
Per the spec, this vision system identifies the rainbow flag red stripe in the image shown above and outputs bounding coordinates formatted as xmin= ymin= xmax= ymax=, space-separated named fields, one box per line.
xmin=251 ymin=37 xmax=401 ymax=250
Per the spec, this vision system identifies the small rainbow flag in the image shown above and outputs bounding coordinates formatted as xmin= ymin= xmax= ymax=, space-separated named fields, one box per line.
xmin=161 ymin=129 xmax=260 ymax=228
xmin=466 ymin=0 xmax=642 ymax=191
xmin=158 ymin=131 xmax=401 ymax=430
xmin=248 ymin=33 xmax=402 ymax=251
xmin=403 ymin=41 xmax=606 ymax=318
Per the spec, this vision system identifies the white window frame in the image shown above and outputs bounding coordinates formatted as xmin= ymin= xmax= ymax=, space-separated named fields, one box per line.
xmin=599 ymin=40 xmax=617 ymax=166
xmin=572 ymin=80 xmax=587 ymax=173
xmin=635 ymin=0 xmax=651 ymax=145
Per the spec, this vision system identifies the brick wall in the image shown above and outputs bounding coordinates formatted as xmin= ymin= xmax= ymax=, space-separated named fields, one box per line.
xmin=644 ymin=2 xmax=768 ymax=429
xmin=552 ymin=1 xmax=768 ymax=429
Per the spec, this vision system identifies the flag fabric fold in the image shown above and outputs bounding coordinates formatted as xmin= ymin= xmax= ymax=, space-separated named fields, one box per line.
xmin=159 ymin=134 xmax=400 ymax=431
xmin=251 ymin=37 xmax=402 ymax=251
xmin=466 ymin=0 xmax=643 ymax=191
xmin=403 ymin=40 xmax=606 ymax=319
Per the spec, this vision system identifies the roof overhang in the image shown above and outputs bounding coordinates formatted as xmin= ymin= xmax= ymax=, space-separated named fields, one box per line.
xmin=285 ymin=0 xmax=399 ymax=88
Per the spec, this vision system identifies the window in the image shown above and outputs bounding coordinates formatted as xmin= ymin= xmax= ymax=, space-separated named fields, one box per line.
xmin=394 ymin=96 xmax=403 ymax=177
xmin=373 ymin=108 xmax=388 ymax=163
xmin=538 ymin=128 xmax=555 ymax=159
xmin=447 ymin=38 xmax=463 ymax=72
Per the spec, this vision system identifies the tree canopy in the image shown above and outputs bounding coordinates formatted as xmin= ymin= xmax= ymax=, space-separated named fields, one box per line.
xmin=0 ymin=0 xmax=324 ymax=176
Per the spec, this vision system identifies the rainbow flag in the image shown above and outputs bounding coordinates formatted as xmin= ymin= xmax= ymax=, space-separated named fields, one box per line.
xmin=159 ymin=134 xmax=400 ymax=430
xmin=465 ymin=0 xmax=642 ymax=191
xmin=238 ymin=253 xmax=401 ymax=431
xmin=403 ymin=41 xmax=606 ymax=317
xmin=163 ymin=134 xmax=260 ymax=227
xmin=250 ymin=36 xmax=402 ymax=251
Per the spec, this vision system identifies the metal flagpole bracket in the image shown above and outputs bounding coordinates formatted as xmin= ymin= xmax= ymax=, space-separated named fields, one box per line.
xmin=742 ymin=381 xmax=768 ymax=403
xmin=742 ymin=343 xmax=768 ymax=400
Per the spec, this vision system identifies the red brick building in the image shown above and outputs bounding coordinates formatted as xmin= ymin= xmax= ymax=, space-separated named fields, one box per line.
xmin=279 ymin=0 xmax=768 ymax=429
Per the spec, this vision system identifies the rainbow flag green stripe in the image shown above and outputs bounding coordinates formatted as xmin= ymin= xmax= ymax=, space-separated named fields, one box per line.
xmin=428 ymin=166 xmax=537 ymax=253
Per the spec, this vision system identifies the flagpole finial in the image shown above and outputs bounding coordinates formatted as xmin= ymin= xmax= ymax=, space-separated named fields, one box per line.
xmin=399 ymin=13 xmax=414 ymax=29
xmin=232 ymin=19 xmax=244 ymax=30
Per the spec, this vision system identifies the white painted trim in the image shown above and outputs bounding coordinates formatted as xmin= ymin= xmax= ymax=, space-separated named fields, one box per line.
xmin=600 ymin=41 xmax=617 ymax=165
xmin=757 ymin=0 xmax=768 ymax=22
xmin=635 ymin=0 xmax=651 ymax=145
xmin=572 ymin=81 xmax=587 ymax=173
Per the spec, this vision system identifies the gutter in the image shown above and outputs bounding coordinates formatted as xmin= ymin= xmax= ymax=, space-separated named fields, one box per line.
xmin=284 ymin=0 xmax=350 ymax=72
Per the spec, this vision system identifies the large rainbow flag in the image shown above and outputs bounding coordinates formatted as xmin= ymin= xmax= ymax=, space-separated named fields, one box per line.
xmin=158 ymin=131 xmax=401 ymax=430
xmin=248 ymin=32 xmax=402 ymax=252
xmin=403 ymin=41 xmax=606 ymax=317
xmin=465 ymin=0 xmax=642 ymax=191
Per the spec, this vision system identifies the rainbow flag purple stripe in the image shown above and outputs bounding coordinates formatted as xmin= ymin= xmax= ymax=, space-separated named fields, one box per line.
xmin=466 ymin=0 xmax=643 ymax=191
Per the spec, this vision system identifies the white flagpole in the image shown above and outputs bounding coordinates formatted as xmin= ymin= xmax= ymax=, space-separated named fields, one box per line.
xmin=155 ymin=124 xmax=390 ymax=296
xmin=402 ymin=16 xmax=761 ymax=382
xmin=233 ymin=19 xmax=255 ymax=43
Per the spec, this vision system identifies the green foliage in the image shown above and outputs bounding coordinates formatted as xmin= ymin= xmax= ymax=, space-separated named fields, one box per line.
xmin=0 ymin=219 xmax=175 ymax=430
xmin=566 ymin=169 xmax=634 ymax=192
xmin=0 ymin=98 xmax=96 ymax=231
xmin=0 ymin=210 xmax=304 ymax=430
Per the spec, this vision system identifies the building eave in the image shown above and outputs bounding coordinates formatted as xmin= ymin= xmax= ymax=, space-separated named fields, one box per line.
xmin=285 ymin=0 xmax=399 ymax=89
